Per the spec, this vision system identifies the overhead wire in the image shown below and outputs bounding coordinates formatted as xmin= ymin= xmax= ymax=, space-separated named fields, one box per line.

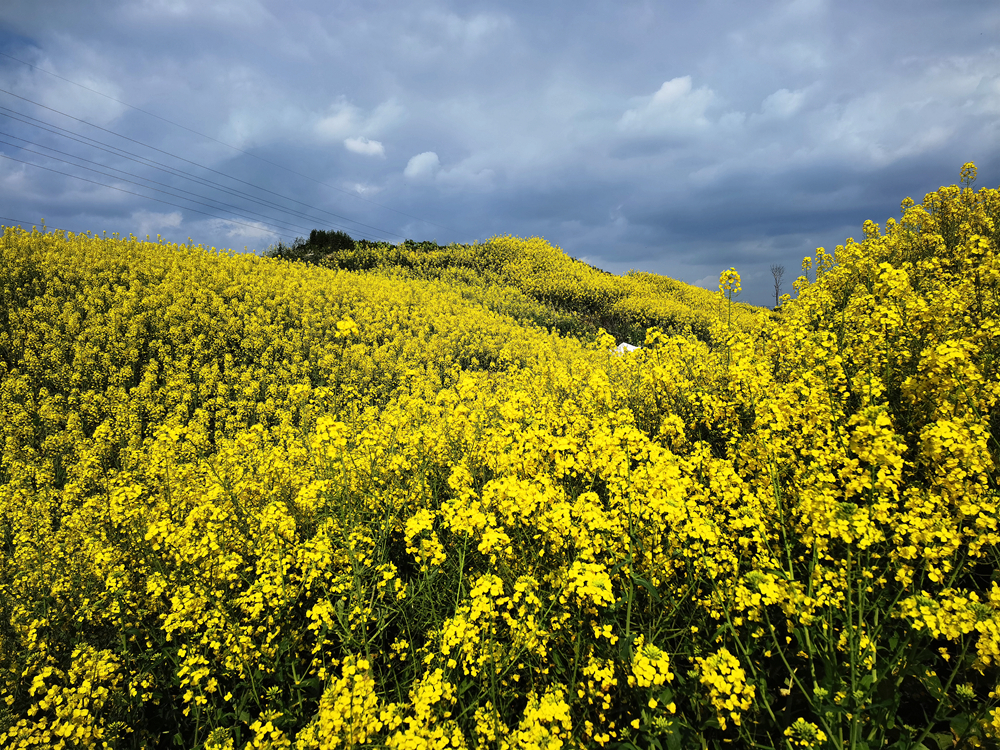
xmin=0 ymin=87 xmax=407 ymax=242
xmin=0 ymin=216 xmax=70 ymax=233
xmin=0 ymin=106 xmax=395 ymax=241
xmin=0 ymin=49 xmax=457 ymax=233
xmin=0 ymin=152 xmax=303 ymax=240
xmin=0 ymin=132 xmax=332 ymax=239
xmin=0 ymin=131 xmax=398 ymax=241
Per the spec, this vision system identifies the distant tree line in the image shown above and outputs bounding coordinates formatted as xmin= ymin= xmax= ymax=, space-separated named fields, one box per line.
xmin=265 ymin=230 xmax=476 ymax=275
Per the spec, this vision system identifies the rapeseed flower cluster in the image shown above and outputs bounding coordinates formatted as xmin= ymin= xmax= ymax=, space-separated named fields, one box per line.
xmin=1 ymin=164 xmax=999 ymax=748
xmin=628 ymin=636 xmax=673 ymax=689
xmin=696 ymin=647 xmax=755 ymax=730
xmin=783 ymin=718 xmax=828 ymax=748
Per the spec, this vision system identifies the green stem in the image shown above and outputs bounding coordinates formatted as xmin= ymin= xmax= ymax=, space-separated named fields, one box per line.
xmin=909 ymin=635 xmax=974 ymax=750
xmin=845 ymin=548 xmax=859 ymax=750
xmin=762 ymin=608 xmax=840 ymax=750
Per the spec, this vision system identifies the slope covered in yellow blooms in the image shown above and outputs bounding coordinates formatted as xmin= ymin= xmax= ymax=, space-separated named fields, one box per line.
xmin=312 ymin=234 xmax=762 ymax=343
xmin=1 ymin=164 xmax=999 ymax=749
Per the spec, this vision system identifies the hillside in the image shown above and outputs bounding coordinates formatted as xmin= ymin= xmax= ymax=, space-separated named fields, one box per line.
xmin=271 ymin=232 xmax=764 ymax=344
xmin=2 ymin=164 xmax=1000 ymax=749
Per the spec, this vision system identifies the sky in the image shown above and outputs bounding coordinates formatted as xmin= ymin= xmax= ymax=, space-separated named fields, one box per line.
xmin=0 ymin=0 xmax=998 ymax=307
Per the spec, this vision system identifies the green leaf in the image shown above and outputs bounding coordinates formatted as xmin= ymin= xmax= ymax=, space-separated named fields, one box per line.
xmin=457 ymin=677 xmax=476 ymax=697
xmin=551 ymin=649 xmax=567 ymax=672
xmin=633 ymin=575 xmax=662 ymax=604
xmin=608 ymin=557 xmax=629 ymax=577
xmin=619 ymin=631 xmax=639 ymax=663
xmin=701 ymin=716 xmax=722 ymax=732
xmin=922 ymin=671 xmax=944 ymax=700
xmin=665 ymin=725 xmax=682 ymax=750
xmin=950 ymin=714 xmax=973 ymax=739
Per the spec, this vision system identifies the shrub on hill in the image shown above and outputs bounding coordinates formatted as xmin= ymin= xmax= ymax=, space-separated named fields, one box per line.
xmin=265 ymin=229 xmax=356 ymax=265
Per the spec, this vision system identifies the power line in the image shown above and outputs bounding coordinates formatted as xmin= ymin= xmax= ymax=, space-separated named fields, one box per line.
xmin=0 ymin=132 xmax=326 ymax=238
xmin=0 ymin=130 xmax=403 ymax=241
xmin=0 ymin=106 xmax=396 ymax=241
xmin=0 ymin=152 xmax=299 ymax=240
xmin=0 ymin=216 xmax=70 ymax=233
xmin=0 ymin=87 xmax=408 ymax=241
xmin=0 ymin=49 xmax=457 ymax=233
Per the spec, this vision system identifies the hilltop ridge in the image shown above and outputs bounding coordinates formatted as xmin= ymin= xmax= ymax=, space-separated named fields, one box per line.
xmin=267 ymin=231 xmax=764 ymax=344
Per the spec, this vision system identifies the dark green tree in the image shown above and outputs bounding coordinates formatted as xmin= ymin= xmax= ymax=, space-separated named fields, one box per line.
xmin=264 ymin=230 xmax=356 ymax=264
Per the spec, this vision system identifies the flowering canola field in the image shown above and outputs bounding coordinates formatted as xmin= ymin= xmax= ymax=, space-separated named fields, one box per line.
xmin=1 ymin=165 xmax=999 ymax=749
xmin=307 ymin=234 xmax=760 ymax=344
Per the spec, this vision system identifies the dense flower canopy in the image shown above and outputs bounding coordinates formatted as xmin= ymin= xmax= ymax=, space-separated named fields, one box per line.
xmin=1 ymin=165 xmax=999 ymax=748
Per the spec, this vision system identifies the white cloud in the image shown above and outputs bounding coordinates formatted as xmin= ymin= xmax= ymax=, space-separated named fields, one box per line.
xmin=807 ymin=75 xmax=973 ymax=168
xmin=403 ymin=151 xmax=495 ymax=188
xmin=209 ymin=218 xmax=279 ymax=242
xmin=367 ymin=99 xmax=405 ymax=133
xmin=132 ymin=209 xmax=182 ymax=238
xmin=618 ymin=76 xmax=715 ymax=137
xmin=315 ymin=97 xmax=404 ymax=142
xmin=718 ymin=111 xmax=748 ymax=130
xmin=404 ymin=151 xmax=441 ymax=180
xmin=219 ymin=108 xmax=267 ymax=150
xmin=439 ymin=163 xmax=495 ymax=188
xmin=779 ymin=41 xmax=827 ymax=70
xmin=315 ymin=98 xmax=362 ymax=141
xmin=725 ymin=1 xmax=830 ymax=71
xmin=782 ymin=0 xmax=829 ymax=18
xmin=974 ymin=72 xmax=1000 ymax=114
xmin=0 ymin=158 xmax=32 ymax=194
xmin=434 ymin=10 xmax=512 ymax=45
xmin=1 ymin=54 xmax=128 ymax=128
xmin=344 ymin=136 xmax=385 ymax=157
xmin=403 ymin=10 xmax=513 ymax=57
xmin=127 ymin=0 xmax=271 ymax=26
xmin=759 ymin=88 xmax=807 ymax=119
xmin=130 ymin=0 xmax=190 ymax=18
xmin=693 ymin=273 xmax=720 ymax=290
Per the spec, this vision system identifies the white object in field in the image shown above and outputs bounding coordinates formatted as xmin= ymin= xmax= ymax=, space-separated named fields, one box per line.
xmin=615 ymin=342 xmax=640 ymax=354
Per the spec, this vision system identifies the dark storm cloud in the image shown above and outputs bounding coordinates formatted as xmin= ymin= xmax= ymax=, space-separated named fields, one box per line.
xmin=0 ymin=0 xmax=998 ymax=304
